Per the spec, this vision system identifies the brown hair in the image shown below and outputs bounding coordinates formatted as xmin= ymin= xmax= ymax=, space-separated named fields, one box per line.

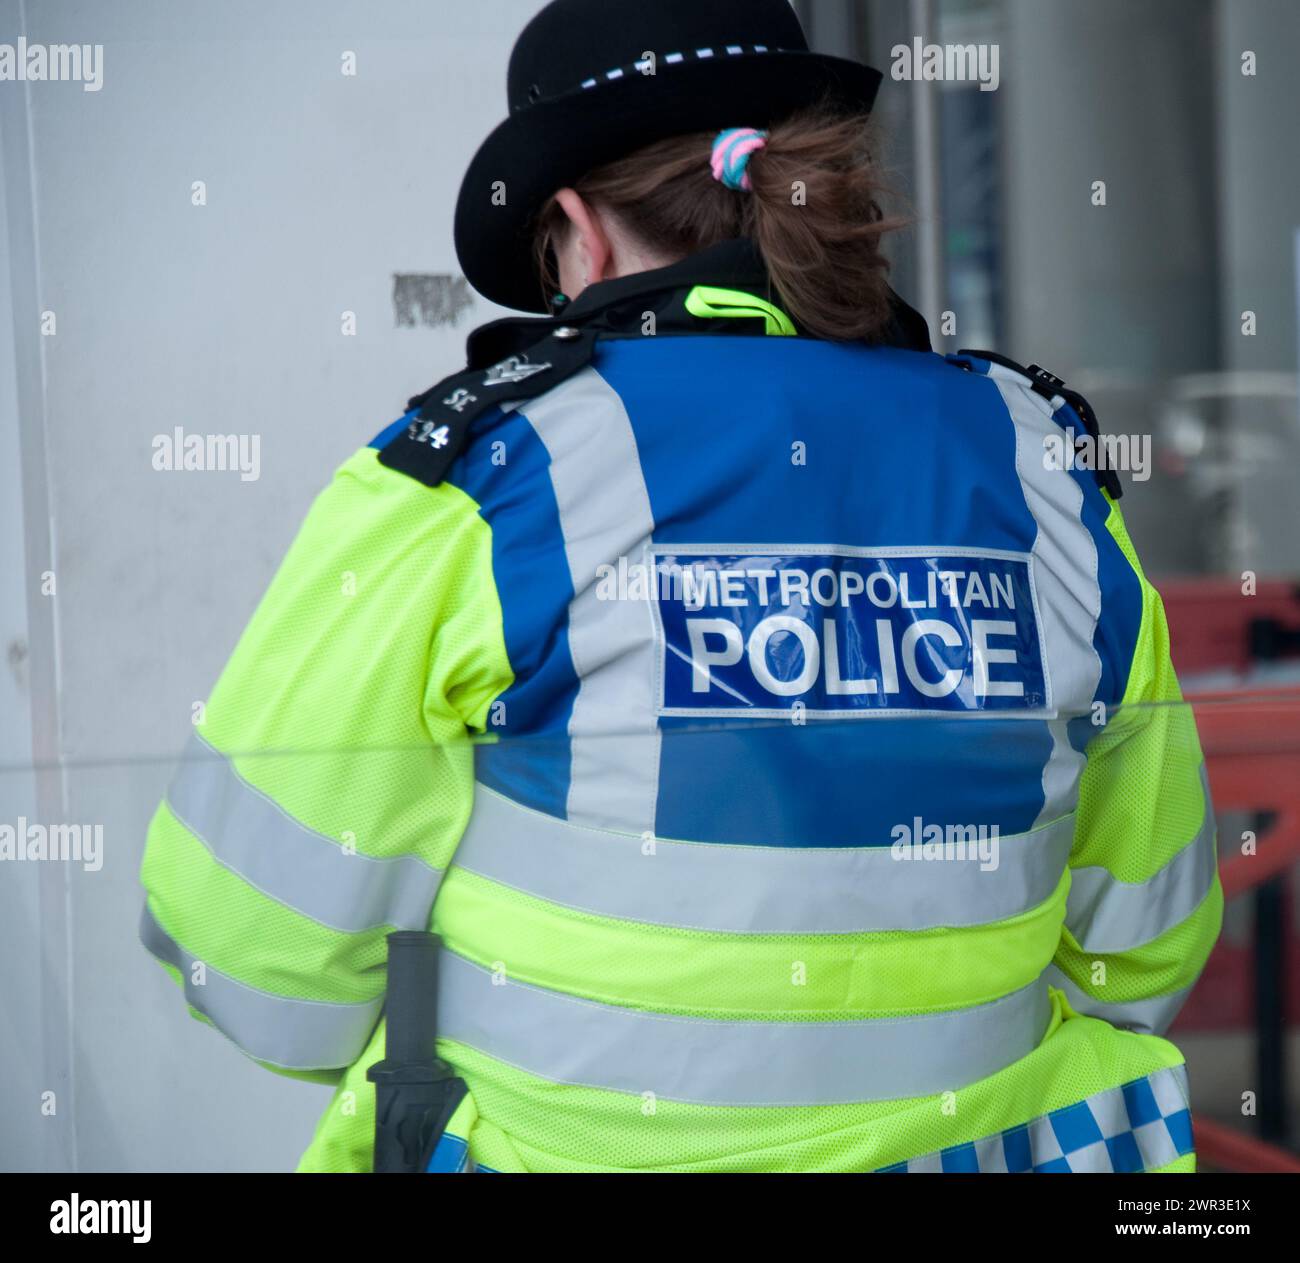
xmin=533 ymin=108 xmax=907 ymax=343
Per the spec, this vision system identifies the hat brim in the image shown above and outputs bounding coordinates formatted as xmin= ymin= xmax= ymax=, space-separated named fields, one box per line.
xmin=453 ymin=50 xmax=883 ymax=314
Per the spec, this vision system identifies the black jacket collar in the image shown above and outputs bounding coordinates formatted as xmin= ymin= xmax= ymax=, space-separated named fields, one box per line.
xmin=465 ymin=237 xmax=931 ymax=368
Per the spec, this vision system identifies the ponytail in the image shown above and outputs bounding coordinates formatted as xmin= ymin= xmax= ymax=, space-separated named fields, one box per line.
xmin=533 ymin=108 xmax=907 ymax=342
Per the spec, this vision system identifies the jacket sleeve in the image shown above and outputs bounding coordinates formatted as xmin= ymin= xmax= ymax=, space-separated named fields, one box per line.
xmin=138 ymin=444 xmax=513 ymax=1078
xmin=1048 ymin=493 xmax=1223 ymax=1036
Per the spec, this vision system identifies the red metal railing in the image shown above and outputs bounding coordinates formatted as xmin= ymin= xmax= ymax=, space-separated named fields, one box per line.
xmin=1162 ymin=579 xmax=1300 ymax=1171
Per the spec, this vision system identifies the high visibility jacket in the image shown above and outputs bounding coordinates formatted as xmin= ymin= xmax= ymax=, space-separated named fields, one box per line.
xmin=140 ymin=240 xmax=1221 ymax=1173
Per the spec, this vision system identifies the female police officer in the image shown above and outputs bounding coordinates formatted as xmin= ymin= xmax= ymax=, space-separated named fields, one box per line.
xmin=141 ymin=0 xmax=1220 ymax=1173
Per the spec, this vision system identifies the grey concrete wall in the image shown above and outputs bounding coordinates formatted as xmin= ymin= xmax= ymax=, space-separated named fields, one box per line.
xmin=998 ymin=0 xmax=1299 ymax=577
xmin=1 ymin=0 xmax=540 ymax=1172
xmin=1001 ymin=0 xmax=1221 ymax=380
xmin=0 ymin=28 xmax=47 ymax=1170
xmin=999 ymin=0 xmax=1223 ymax=575
xmin=1206 ymin=0 xmax=1300 ymax=576
xmin=1216 ymin=0 xmax=1300 ymax=377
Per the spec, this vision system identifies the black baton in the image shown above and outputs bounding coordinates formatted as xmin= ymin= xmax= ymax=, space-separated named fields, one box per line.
xmin=367 ymin=930 xmax=468 ymax=1173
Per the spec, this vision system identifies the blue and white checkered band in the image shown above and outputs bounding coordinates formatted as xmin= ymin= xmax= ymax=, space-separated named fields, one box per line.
xmin=876 ymin=1066 xmax=1196 ymax=1173
xmin=577 ymin=44 xmax=781 ymax=91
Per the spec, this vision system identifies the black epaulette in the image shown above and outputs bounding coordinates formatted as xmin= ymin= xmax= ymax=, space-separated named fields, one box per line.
xmin=380 ymin=324 xmax=598 ymax=488
xmin=955 ymin=348 xmax=1123 ymax=499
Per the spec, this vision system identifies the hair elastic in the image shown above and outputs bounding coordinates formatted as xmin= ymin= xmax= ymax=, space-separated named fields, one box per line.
xmin=710 ymin=127 xmax=768 ymax=191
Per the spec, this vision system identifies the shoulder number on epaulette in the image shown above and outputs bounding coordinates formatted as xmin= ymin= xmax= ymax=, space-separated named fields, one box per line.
xmin=379 ymin=327 xmax=597 ymax=488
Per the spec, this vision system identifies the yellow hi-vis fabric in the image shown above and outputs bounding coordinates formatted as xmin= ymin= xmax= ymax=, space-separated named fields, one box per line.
xmin=300 ymin=996 xmax=1198 ymax=1173
xmin=1048 ymin=497 xmax=1222 ymax=1035
xmin=140 ymin=442 xmax=1220 ymax=1171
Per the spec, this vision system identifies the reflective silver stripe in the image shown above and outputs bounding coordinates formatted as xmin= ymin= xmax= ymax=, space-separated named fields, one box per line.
xmin=1067 ymin=764 xmax=1217 ymax=952
xmin=139 ymin=905 xmax=380 ymax=1070
xmin=519 ymin=369 xmax=660 ymax=835
xmin=1156 ymin=1061 xmax=1191 ymax=1112
xmin=454 ymin=781 xmax=1074 ymax=933
xmin=993 ymin=370 xmax=1103 ymax=827
xmin=437 ymin=950 xmax=1052 ymax=1105
xmin=1045 ymin=965 xmax=1192 ymax=1037
xmin=165 ymin=731 xmax=442 ymax=933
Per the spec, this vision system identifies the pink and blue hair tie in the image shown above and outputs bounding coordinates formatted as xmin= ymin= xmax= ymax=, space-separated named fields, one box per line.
xmin=710 ymin=127 xmax=768 ymax=191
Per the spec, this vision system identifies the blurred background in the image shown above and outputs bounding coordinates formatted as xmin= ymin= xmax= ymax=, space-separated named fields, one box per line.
xmin=1 ymin=0 xmax=1298 ymax=1171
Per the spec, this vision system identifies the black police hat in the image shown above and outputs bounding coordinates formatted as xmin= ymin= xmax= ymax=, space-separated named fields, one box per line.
xmin=453 ymin=0 xmax=883 ymax=314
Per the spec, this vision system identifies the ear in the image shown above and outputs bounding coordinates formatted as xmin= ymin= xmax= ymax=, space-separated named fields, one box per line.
xmin=552 ymin=187 xmax=614 ymax=296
